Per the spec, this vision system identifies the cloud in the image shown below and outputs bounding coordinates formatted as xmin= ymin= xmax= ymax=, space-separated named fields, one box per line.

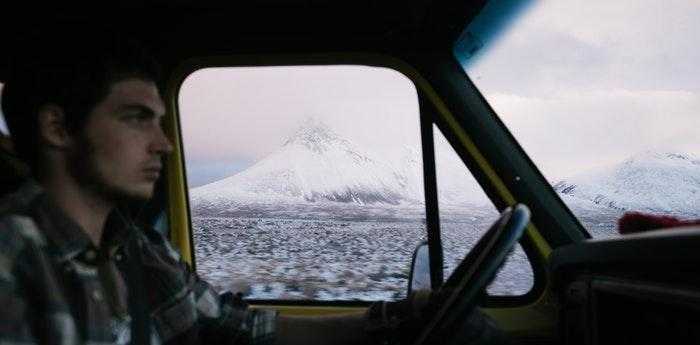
xmin=469 ymin=27 xmax=611 ymax=95
xmin=489 ymin=90 xmax=700 ymax=178
xmin=469 ymin=0 xmax=700 ymax=94
xmin=178 ymin=65 xmax=420 ymax=163
xmin=460 ymin=0 xmax=700 ymax=180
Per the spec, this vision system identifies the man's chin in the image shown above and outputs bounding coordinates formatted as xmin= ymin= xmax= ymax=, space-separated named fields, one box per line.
xmin=124 ymin=185 xmax=156 ymax=201
xmin=104 ymin=183 xmax=155 ymax=203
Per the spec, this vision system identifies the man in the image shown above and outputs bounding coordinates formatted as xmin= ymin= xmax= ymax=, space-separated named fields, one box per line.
xmin=0 ymin=36 xmax=433 ymax=344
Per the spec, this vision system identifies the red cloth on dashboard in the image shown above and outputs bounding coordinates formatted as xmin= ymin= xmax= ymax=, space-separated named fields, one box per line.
xmin=617 ymin=212 xmax=700 ymax=234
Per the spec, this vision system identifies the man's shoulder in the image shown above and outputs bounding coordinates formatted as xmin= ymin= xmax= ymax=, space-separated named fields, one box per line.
xmin=0 ymin=182 xmax=47 ymax=262
xmin=0 ymin=214 xmax=48 ymax=281
xmin=0 ymin=180 xmax=42 ymax=217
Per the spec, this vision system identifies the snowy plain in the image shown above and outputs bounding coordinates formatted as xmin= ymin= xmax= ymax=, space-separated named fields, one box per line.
xmin=193 ymin=205 xmax=535 ymax=301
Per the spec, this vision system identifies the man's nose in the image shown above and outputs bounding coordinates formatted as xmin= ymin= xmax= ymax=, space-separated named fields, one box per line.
xmin=151 ymin=126 xmax=174 ymax=155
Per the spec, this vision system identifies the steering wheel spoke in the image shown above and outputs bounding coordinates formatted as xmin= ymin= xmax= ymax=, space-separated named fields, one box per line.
xmin=414 ymin=204 xmax=530 ymax=345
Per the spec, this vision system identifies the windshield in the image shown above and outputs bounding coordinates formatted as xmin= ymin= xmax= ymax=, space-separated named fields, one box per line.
xmin=455 ymin=1 xmax=700 ymax=238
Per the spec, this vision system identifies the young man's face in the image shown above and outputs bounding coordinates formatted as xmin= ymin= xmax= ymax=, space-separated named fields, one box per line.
xmin=69 ymin=78 xmax=172 ymax=201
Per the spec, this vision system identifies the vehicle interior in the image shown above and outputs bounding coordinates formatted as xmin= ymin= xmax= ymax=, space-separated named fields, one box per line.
xmin=1 ymin=1 xmax=699 ymax=344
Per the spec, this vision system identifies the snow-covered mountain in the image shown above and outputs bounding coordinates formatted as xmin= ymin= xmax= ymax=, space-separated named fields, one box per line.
xmin=553 ymin=151 xmax=700 ymax=216
xmin=191 ymin=120 xmax=424 ymax=209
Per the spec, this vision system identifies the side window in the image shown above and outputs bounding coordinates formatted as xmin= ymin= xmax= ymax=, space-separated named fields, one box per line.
xmin=434 ymin=125 xmax=534 ymax=296
xmin=455 ymin=2 xmax=700 ymax=237
xmin=0 ymin=83 xmax=7 ymax=135
xmin=179 ymin=66 xmax=428 ymax=301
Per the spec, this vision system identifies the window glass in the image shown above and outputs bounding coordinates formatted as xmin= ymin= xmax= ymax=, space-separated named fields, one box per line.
xmin=179 ymin=66 xmax=427 ymax=301
xmin=434 ymin=125 xmax=533 ymax=295
xmin=455 ymin=1 xmax=700 ymax=238
xmin=0 ymin=83 xmax=8 ymax=135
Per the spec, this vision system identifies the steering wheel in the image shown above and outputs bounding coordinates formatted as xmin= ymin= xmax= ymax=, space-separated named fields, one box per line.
xmin=413 ymin=204 xmax=531 ymax=345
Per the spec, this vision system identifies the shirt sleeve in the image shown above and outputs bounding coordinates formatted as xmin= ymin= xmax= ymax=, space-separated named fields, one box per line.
xmin=0 ymin=218 xmax=35 ymax=343
xmin=141 ymin=229 xmax=277 ymax=345
xmin=0 ymin=215 xmax=77 ymax=344
xmin=194 ymin=283 xmax=278 ymax=345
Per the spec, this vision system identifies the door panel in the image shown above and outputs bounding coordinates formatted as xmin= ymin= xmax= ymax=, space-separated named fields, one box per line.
xmin=551 ymin=226 xmax=700 ymax=344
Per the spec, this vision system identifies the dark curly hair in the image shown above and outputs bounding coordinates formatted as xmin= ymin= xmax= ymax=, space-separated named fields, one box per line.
xmin=1 ymin=33 xmax=162 ymax=171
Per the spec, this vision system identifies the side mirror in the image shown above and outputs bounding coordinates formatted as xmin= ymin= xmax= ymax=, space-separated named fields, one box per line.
xmin=408 ymin=241 xmax=431 ymax=294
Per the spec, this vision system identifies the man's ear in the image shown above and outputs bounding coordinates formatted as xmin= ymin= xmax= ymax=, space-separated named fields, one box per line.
xmin=37 ymin=104 xmax=73 ymax=149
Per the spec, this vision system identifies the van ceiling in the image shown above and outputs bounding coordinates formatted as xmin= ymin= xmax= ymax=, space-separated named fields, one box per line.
xmin=0 ymin=0 xmax=487 ymax=80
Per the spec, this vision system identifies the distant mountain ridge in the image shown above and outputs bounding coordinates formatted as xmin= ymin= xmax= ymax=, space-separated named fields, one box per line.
xmin=192 ymin=119 xmax=698 ymax=218
xmin=553 ymin=151 xmax=700 ymax=216
xmin=191 ymin=119 xmax=423 ymax=210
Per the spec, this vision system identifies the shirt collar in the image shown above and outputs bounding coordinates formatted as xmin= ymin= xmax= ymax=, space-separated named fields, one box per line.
xmin=32 ymin=194 xmax=96 ymax=263
xmin=26 ymin=184 xmax=134 ymax=263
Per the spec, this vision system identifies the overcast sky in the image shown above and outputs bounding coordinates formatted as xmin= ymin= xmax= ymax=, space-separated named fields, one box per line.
xmin=466 ymin=0 xmax=700 ymax=178
xmin=179 ymin=66 xmax=422 ymax=187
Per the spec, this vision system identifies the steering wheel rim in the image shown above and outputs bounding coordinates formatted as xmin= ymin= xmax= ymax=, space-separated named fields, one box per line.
xmin=413 ymin=204 xmax=531 ymax=345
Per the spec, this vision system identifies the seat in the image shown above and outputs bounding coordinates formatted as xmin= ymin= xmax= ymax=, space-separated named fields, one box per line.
xmin=0 ymin=134 xmax=29 ymax=197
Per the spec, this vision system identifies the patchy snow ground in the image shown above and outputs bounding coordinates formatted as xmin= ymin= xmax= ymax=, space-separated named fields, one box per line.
xmin=193 ymin=207 xmax=537 ymax=301
xmin=194 ymin=216 xmax=427 ymax=300
xmin=192 ymin=200 xmax=695 ymax=301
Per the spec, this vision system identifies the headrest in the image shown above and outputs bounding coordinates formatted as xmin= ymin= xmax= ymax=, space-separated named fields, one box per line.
xmin=0 ymin=134 xmax=30 ymax=196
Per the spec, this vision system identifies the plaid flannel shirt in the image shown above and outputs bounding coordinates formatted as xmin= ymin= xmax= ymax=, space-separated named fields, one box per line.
xmin=0 ymin=182 xmax=277 ymax=344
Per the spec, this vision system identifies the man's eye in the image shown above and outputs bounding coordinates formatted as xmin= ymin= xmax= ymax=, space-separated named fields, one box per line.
xmin=124 ymin=114 xmax=151 ymax=124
